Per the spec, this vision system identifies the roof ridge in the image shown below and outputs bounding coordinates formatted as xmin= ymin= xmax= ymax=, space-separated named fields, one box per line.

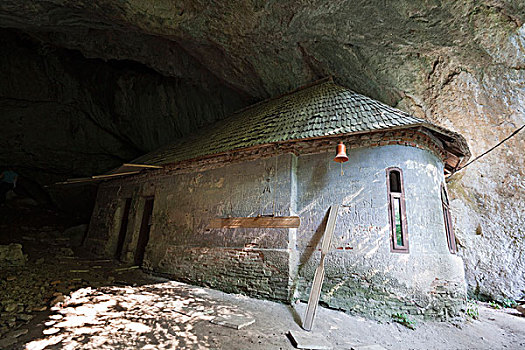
xmin=231 ymin=76 xmax=334 ymax=116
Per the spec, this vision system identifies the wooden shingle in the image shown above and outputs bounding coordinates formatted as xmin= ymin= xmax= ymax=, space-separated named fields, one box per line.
xmin=132 ymin=78 xmax=469 ymax=166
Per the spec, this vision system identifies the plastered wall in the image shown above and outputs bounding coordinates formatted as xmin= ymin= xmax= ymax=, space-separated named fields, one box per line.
xmin=293 ymin=145 xmax=466 ymax=320
xmin=86 ymin=145 xmax=466 ymax=319
xmin=87 ymin=154 xmax=295 ymax=301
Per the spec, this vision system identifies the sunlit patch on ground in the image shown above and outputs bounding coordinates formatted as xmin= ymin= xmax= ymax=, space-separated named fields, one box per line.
xmin=24 ymin=281 xmax=258 ymax=349
xmin=18 ymin=278 xmax=525 ymax=350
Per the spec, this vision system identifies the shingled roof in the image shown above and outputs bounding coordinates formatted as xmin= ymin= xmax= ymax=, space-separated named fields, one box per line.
xmin=132 ymin=78 xmax=470 ymax=171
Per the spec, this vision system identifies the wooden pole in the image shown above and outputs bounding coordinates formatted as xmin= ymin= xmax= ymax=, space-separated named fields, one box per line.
xmin=302 ymin=204 xmax=339 ymax=331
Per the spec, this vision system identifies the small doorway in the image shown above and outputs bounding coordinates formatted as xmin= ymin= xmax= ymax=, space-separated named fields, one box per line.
xmin=135 ymin=196 xmax=154 ymax=265
xmin=115 ymin=198 xmax=132 ymax=260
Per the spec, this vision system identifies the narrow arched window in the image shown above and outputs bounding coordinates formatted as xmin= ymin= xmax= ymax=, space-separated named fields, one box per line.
xmin=441 ymin=184 xmax=457 ymax=254
xmin=386 ymin=168 xmax=408 ymax=252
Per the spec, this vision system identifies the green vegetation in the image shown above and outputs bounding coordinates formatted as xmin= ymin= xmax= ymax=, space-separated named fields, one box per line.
xmin=392 ymin=313 xmax=416 ymax=330
xmin=489 ymin=301 xmax=501 ymax=309
xmin=489 ymin=298 xmax=517 ymax=309
xmin=466 ymin=301 xmax=479 ymax=320
xmin=501 ymin=298 xmax=517 ymax=309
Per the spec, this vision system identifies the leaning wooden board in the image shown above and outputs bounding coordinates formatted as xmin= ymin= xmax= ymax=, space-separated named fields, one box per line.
xmin=209 ymin=216 xmax=300 ymax=228
xmin=302 ymin=204 xmax=339 ymax=331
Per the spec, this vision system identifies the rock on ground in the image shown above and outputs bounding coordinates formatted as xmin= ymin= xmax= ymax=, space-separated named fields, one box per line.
xmin=0 ymin=244 xmax=26 ymax=267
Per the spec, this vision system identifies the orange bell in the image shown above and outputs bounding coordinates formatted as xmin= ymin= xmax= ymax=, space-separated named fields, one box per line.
xmin=334 ymin=142 xmax=349 ymax=163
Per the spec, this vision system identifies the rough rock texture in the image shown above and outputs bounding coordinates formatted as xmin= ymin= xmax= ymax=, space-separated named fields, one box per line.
xmin=0 ymin=30 xmax=246 ymax=213
xmin=0 ymin=1 xmax=523 ymax=300
xmin=0 ymin=244 xmax=26 ymax=267
xmin=63 ymin=224 xmax=88 ymax=247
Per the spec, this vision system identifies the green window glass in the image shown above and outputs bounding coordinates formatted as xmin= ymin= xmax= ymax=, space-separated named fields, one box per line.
xmin=393 ymin=197 xmax=403 ymax=246
xmin=387 ymin=168 xmax=408 ymax=252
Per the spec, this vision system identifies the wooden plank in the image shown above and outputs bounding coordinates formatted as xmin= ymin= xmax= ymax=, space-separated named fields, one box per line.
xmin=122 ymin=163 xmax=163 ymax=169
xmin=287 ymin=330 xmax=332 ymax=349
xmin=91 ymin=171 xmax=141 ymax=179
xmin=59 ymin=169 xmax=144 ymax=185
xmin=209 ymin=216 xmax=300 ymax=229
xmin=302 ymin=204 xmax=339 ymax=331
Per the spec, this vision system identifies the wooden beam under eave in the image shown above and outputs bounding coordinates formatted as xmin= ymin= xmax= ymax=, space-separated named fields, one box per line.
xmin=122 ymin=163 xmax=163 ymax=169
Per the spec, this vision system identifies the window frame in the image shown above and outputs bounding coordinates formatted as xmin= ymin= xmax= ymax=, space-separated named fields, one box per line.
xmin=441 ymin=183 xmax=457 ymax=254
xmin=386 ymin=167 xmax=409 ymax=253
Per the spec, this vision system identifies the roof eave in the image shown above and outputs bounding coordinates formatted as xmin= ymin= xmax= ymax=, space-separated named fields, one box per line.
xmin=133 ymin=123 xmax=471 ymax=171
xmin=418 ymin=124 xmax=471 ymax=171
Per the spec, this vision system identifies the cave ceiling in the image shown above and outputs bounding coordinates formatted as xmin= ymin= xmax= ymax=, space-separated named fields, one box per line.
xmin=1 ymin=0 xmax=522 ymax=103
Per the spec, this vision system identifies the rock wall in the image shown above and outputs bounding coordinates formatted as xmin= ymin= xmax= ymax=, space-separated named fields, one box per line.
xmin=430 ymin=66 xmax=525 ymax=302
xmin=0 ymin=0 xmax=523 ymax=301
xmin=0 ymin=30 xmax=246 ymax=214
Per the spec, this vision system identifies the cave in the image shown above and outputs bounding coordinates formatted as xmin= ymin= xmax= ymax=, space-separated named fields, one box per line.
xmin=0 ymin=1 xmax=524 ymax=348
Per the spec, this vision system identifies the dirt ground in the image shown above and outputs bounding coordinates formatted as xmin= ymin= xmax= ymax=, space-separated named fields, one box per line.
xmin=1 ymin=200 xmax=524 ymax=350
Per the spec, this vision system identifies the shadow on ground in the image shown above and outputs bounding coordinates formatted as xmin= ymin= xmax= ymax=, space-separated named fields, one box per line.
xmin=24 ymin=281 xmax=256 ymax=349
